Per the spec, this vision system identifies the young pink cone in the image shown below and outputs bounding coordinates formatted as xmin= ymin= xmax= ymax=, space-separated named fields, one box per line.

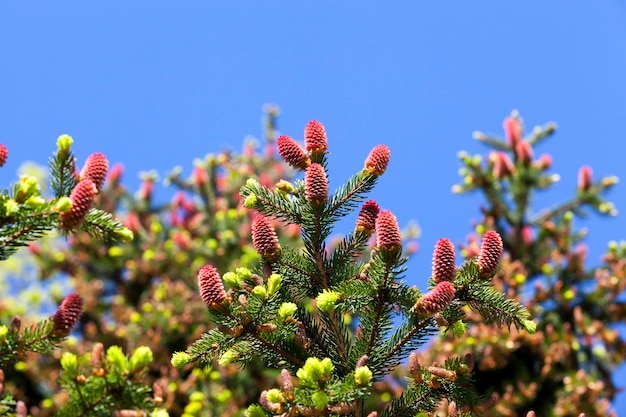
xmin=198 ymin=264 xmax=227 ymax=307
xmin=305 ymin=163 xmax=328 ymax=206
xmin=0 ymin=144 xmax=8 ymax=167
xmin=503 ymin=116 xmax=522 ymax=147
xmin=413 ymin=281 xmax=456 ymax=315
xmin=492 ymin=151 xmax=515 ymax=179
xmin=577 ymin=165 xmax=593 ymax=192
xmin=277 ymin=135 xmax=309 ymax=170
xmin=355 ymin=200 xmax=380 ymax=235
xmin=432 ymin=238 xmax=456 ymax=283
xmin=252 ymin=215 xmax=282 ymax=260
xmin=80 ymin=152 xmax=109 ymax=191
xmin=51 ymin=293 xmax=83 ymax=336
xmin=304 ymin=120 xmax=328 ymax=155
xmin=478 ymin=230 xmax=503 ymax=278
xmin=515 ymin=141 xmax=533 ymax=166
xmin=364 ymin=144 xmax=391 ymax=176
xmin=61 ymin=179 xmax=98 ymax=230
xmin=375 ymin=210 xmax=402 ymax=250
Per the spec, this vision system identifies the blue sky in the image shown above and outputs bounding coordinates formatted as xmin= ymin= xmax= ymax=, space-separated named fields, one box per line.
xmin=2 ymin=1 xmax=626 ymax=412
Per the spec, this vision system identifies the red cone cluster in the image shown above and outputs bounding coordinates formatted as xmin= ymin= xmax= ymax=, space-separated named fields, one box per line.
xmin=0 ymin=144 xmax=8 ymax=167
xmin=478 ymin=230 xmax=503 ymax=278
xmin=80 ymin=152 xmax=109 ymax=191
xmin=277 ymin=135 xmax=309 ymax=170
xmin=252 ymin=215 xmax=282 ymax=260
xmin=413 ymin=281 xmax=456 ymax=315
xmin=61 ymin=179 xmax=98 ymax=230
xmin=305 ymin=163 xmax=328 ymax=206
xmin=364 ymin=144 xmax=391 ymax=176
xmin=304 ymin=120 xmax=328 ymax=155
xmin=432 ymin=238 xmax=456 ymax=283
xmin=52 ymin=293 xmax=83 ymax=336
xmin=198 ymin=264 xmax=226 ymax=307
xmin=355 ymin=200 xmax=380 ymax=234
xmin=375 ymin=210 xmax=402 ymax=250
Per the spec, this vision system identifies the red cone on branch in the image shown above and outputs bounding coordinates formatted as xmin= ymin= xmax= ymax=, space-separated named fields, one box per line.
xmin=355 ymin=200 xmax=380 ymax=235
xmin=252 ymin=215 xmax=282 ymax=261
xmin=305 ymin=163 xmax=328 ymax=206
xmin=80 ymin=152 xmax=109 ymax=190
xmin=304 ymin=120 xmax=328 ymax=155
xmin=364 ymin=145 xmax=390 ymax=176
xmin=61 ymin=179 xmax=98 ymax=230
xmin=375 ymin=210 xmax=402 ymax=250
xmin=432 ymin=238 xmax=456 ymax=283
xmin=277 ymin=135 xmax=309 ymax=170
xmin=52 ymin=293 xmax=83 ymax=336
xmin=198 ymin=264 xmax=227 ymax=307
xmin=413 ymin=281 xmax=456 ymax=315
xmin=478 ymin=230 xmax=503 ymax=278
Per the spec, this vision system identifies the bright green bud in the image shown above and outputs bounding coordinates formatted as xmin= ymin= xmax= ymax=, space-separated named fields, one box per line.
xmin=57 ymin=134 xmax=73 ymax=153
xmin=54 ymin=197 xmax=72 ymax=212
xmin=267 ymin=274 xmax=281 ymax=296
xmin=129 ymin=346 xmax=153 ymax=373
xmin=265 ymin=388 xmax=284 ymax=404
xmin=278 ymin=302 xmax=297 ymax=320
xmin=189 ymin=392 xmax=205 ymax=402
xmin=354 ymin=366 xmax=373 ymax=386
xmin=276 ymin=180 xmax=296 ymax=194
xmin=245 ymin=404 xmax=266 ymax=417
xmin=0 ymin=325 xmax=7 ymax=342
xmin=236 ymin=267 xmax=252 ymax=281
xmin=24 ymin=196 xmax=45 ymax=208
xmin=218 ymin=349 xmax=239 ymax=366
xmin=296 ymin=357 xmax=334 ymax=389
xmin=452 ymin=320 xmax=468 ymax=338
xmin=4 ymin=199 xmax=19 ymax=215
xmin=223 ymin=271 xmax=242 ymax=289
xmin=115 ymin=227 xmax=134 ymax=242
xmin=522 ymin=319 xmax=537 ymax=334
xmin=60 ymin=352 xmax=78 ymax=376
xmin=243 ymin=194 xmax=258 ymax=209
xmin=16 ymin=175 xmax=40 ymax=203
xmin=150 ymin=409 xmax=170 ymax=417
xmin=312 ymin=391 xmax=329 ymax=411
xmin=252 ymin=285 xmax=268 ymax=300
xmin=246 ymin=178 xmax=260 ymax=188
xmin=106 ymin=345 xmax=128 ymax=373
xmin=316 ymin=290 xmax=339 ymax=313
xmin=171 ymin=352 xmax=192 ymax=368
xmin=184 ymin=402 xmax=202 ymax=414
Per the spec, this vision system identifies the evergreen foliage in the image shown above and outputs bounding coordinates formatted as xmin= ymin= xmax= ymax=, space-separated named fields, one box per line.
xmin=175 ymin=120 xmax=535 ymax=416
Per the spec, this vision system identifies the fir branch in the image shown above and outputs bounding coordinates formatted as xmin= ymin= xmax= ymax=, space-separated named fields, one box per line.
xmin=379 ymin=382 xmax=441 ymax=417
xmin=382 ymin=318 xmax=438 ymax=371
xmin=50 ymin=147 xmax=78 ymax=199
xmin=327 ymin=171 xmax=378 ymax=220
xmin=79 ymin=208 xmax=127 ymax=242
xmin=459 ymin=280 xmax=531 ymax=330
xmin=473 ymin=134 xmax=510 ymax=151
xmin=241 ymin=180 xmax=303 ymax=225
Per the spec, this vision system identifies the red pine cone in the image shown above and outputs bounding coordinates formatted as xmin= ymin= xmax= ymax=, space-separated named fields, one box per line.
xmin=364 ymin=144 xmax=390 ymax=176
xmin=277 ymin=135 xmax=309 ymax=170
xmin=432 ymin=238 xmax=456 ymax=283
xmin=503 ymin=116 xmax=522 ymax=147
xmin=355 ymin=200 xmax=380 ymax=234
xmin=413 ymin=281 xmax=456 ymax=315
xmin=61 ymin=179 xmax=98 ymax=230
xmin=577 ymin=165 xmax=593 ymax=192
xmin=375 ymin=210 xmax=402 ymax=250
xmin=80 ymin=152 xmax=109 ymax=190
xmin=305 ymin=163 xmax=328 ymax=206
xmin=478 ymin=230 xmax=503 ymax=278
xmin=304 ymin=120 xmax=328 ymax=154
xmin=52 ymin=293 xmax=83 ymax=336
xmin=0 ymin=144 xmax=8 ymax=167
xmin=252 ymin=215 xmax=282 ymax=260
xmin=198 ymin=264 xmax=226 ymax=307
